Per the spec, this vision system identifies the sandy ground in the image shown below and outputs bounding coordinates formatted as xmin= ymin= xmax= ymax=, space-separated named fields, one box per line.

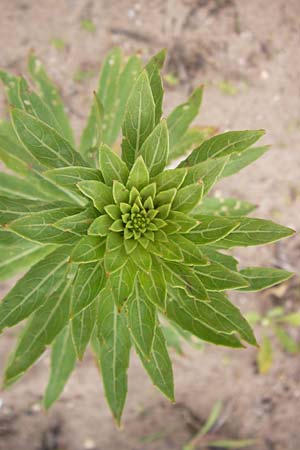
xmin=0 ymin=1 xmax=300 ymax=449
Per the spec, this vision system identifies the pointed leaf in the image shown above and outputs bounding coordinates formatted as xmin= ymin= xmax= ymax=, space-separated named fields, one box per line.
xmin=196 ymin=197 xmax=256 ymax=217
xmin=71 ymin=235 xmax=105 ymax=263
xmin=45 ymin=166 xmax=103 ymax=196
xmin=182 ymin=157 xmax=228 ymax=195
xmin=194 ymin=262 xmax=248 ymax=291
xmin=138 ymin=119 xmax=169 ymax=177
xmin=44 ymin=326 xmax=76 ymax=409
xmin=122 ymin=70 xmax=155 ymax=168
xmin=99 ymin=144 xmax=129 ymax=185
xmin=71 ymin=301 xmax=97 ymax=359
xmin=108 ymin=258 xmax=137 ymax=308
xmin=187 ymin=215 xmax=240 ymax=245
xmin=77 ymin=180 xmax=113 ymax=213
xmin=88 ymin=215 xmax=113 ymax=236
xmin=154 ymin=167 xmax=187 ymax=192
xmin=138 ymin=258 xmax=167 ymax=310
xmin=145 ymin=49 xmax=166 ymax=124
xmin=237 ymin=267 xmax=293 ymax=292
xmin=169 ymin=234 xmax=207 ymax=266
xmin=54 ymin=208 xmax=98 ymax=235
xmin=126 ymin=156 xmax=149 ymax=190
xmin=172 ymin=183 xmax=203 ymax=213
xmin=222 ymin=145 xmax=270 ymax=177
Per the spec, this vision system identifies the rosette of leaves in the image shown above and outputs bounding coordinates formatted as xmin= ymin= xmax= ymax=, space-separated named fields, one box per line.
xmin=0 ymin=48 xmax=294 ymax=424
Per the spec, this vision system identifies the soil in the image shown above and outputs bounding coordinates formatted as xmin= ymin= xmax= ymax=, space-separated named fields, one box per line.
xmin=0 ymin=1 xmax=300 ymax=449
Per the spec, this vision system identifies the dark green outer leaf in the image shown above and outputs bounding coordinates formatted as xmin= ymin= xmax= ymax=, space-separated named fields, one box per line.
xmin=194 ymin=262 xmax=248 ymax=291
xmin=28 ymin=53 xmax=75 ymax=146
xmin=71 ymin=301 xmax=97 ymax=360
xmin=0 ymin=246 xmax=71 ymax=331
xmin=237 ymin=267 xmax=293 ymax=292
xmin=96 ymin=286 xmax=131 ymax=425
xmin=44 ymin=325 xmax=76 ymax=409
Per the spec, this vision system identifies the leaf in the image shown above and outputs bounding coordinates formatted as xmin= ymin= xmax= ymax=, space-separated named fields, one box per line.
xmin=108 ymin=258 xmax=137 ymax=308
xmin=222 ymin=145 xmax=270 ymax=177
xmin=200 ymin=247 xmax=238 ymax=271
xmin=138 ymin=119 xmax=169 ymax=176
xmin=145 ymin=49 xmax=166 ymax=124
xmin=154 ymin=167 xmax=187 ymax=192
xmin=213 ymin=217 xmax=295 ymax=248
xmin=71 ymin=300 xmax=97 ymax=359
xmin=11 ymin=108 xmax=86 ymax=169
xmin=130 ymin=245 xmax=152 ymax=273
xmin=71 ymin=235 xmax=105 ymax=263
xmin=105 ymin=237 xmax=128 ymax=274
xmin=96 ymin=287 xmax=131 ymax=425
xmin=182 ymin=157 xmax=228 ymax=195
xmin=169 ymin=234 xmax=208 ymax=266
xmin=44 ymin=166 xmax=103 ymax=196
xmin=196 ymin=197 xmax=256 ymax=217
xmin=54 ymin=208 xmax=98 ymax=235
xmin=138 ymin=257 xmax=167 ymax=310
xmin=194 ymin=262 xmax=248 ymax=291
xmin=258 ymin=335 xmax=273 ymax=374
xmin=4 ymin=268 xmax=75 ymax=384
xmin=71 ymin=260 xmax=105 ymax=316
xmin=280 ymin=313 xmax=300 ymax=327
xmin=164 ymin=262 xmax=209 ymax=301
xmin=8 ymin=207 xmax=81 ymax=245
xmin=0 ymin=237 xmax=56 ymax=281
xmin=168 ymin=127 xmax=206 ymax=162
xmin=180 ymin=130 xmax=265 ymax=166
xmin=0 ymin=246 xmax=70 ymax=331
xmin=172 ymin=183 xmax=203 ymax=213
xmin=0 ymin=172 xmax=52 ymax=202
xmin=237 ymin=267 xmax=293 ymax=292
xmin=44 ymin=326 xmax=76 ymax=409
xmin=167 ymin=289 xmax=255 ymax=347
xmin=99 ymin=144 xmax=129 ymax=185
xmin=167 ymin=87 xmax=203 ymax=150
xmin=121 ymin=70 xmax=155 ymax=168
xmin=77 ymin=180 xmax=114 ymax=213
xmin=135 ymin=322 xmax=174 ymax=401
xmin=197 ymin=401 xmax=222 ymax=437
xmin=28 ymin=53 xmax=75 ymax=146
xmin=126 ymin=156 xmax=150 ymax=190
xmin=208 ymin=439 xmax=257 ymax=449
xmin=275 ymin=328 xmax=299 ymax=354
xmin=167 ymin=211 xmax=198 ymax=233
xmin=127 ymin=279 xmax=156 ymax=357
xmin=88 ymin=215 xmax=113 ymax=236
xmin=187 ymin=215 xmax=240 ymax=245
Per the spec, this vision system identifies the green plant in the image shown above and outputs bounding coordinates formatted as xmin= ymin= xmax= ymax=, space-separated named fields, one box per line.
xmin=183 ymin=401 xmax=256 ymax=449
xmin=0 ymin=48 xmax=294 ymax=424
xmin=246 ymin=307 xmax=300 ymax=374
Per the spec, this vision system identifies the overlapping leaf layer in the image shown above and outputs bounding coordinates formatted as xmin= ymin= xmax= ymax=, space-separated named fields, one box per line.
xmin=0 ymin=48 xmax=294 ymax=424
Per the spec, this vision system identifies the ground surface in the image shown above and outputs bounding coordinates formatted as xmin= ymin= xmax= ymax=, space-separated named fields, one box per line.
xmin=0 ymin=1 xmax=300 ymax=449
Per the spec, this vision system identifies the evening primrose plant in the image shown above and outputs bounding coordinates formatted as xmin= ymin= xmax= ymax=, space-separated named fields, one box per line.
xmin=0 ymin=48 xmax=294 ymax=424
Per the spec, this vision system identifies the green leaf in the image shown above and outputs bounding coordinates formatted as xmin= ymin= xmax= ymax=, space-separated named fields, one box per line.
xmin=257 ymin=335 xmax=273 ymax=374
xmin=156 ymin=239 xmax=183 ymax=262
xmin=8 ymin=207 xmax=81 ymax=244
xmin=71 ymin=260 xmax=105 ymax=316
xmin=104 ymin=238 xmax=128 ymax=273
xmin=121 ymin=70 xmax=155 ymax=168
xmin=168 ymin=127 xmax=206 ymax=162
xmin=11 ymin=108 xmax=86 ymax=169
xmin=238 ymin=267 xmax=293 ymax=292
xmin=54 ymin=208 xmax=98 ymax=235
xmin=180 ymin=130 xmax=265 ymax=166
xmin=44 ymin=166 xmax=103 ymax=197
xmin=4 ymin=267 xmax=75 ymax=384
xmin=275 ymin=328 xmax=299 ymax=354
xmin=172 ymin=183 xmax=203 ymax=213
xmin=154 ymin=167 xmax=187 ymax=192
xmin=167 ymin=289 xmax=256 ymax=347
xmin=135 ymin=322 xmax=174 ymax=401
xmin=130 ymin=245 xmax=152 ymax=273
xmin=28 ymin=53 xmax=75 ymax=146
xmin=194 ymin=262 xmax=248 ymax=291
xmin=213 ymin=217 xmax=295 ymax=248
xmin=200 ymin=247 xmax=238 ymax=271
xmin=108 ymin=258 xmax=137 ymax=308
xmin=71 ymin=301 xmax=97 ymax=359
xmin=167 ymin=87 xmax=203 ymax=150
xmin=164 ymin=262 xmax=209 ymax=301
xmin=167 ymin=211 xmax=198 ymax=233
xmin=0 ymin=237 xmax=56 ymax=281
xmin=280 ymin=313 xmax=300 ymax=327
xmin=96 ymin=287 xmax=131 ymax=425
xmin=169 ymin=234 xmax=207 ymax=266
xmin=0 ymin=172 xmax=52 ymax=202
xmin=138 ymin=257 xmax=167 ymax=310
xmin=127 ymin=279 xmax=156 ymax=357
xmin=196 ymin=197 xmax=256 ymax=217
xmin=77 ymin=180 xmax=113 ymax=213
xmin=145 ymin=49 xmax=166 ymax=124
xmin=182 ymin=157 xmax=228 ymax=195
xmin=99 ymin=144 xmax=129 ymax=185
xmin=187 ymin=215 xmax=240 ymax=245
xmin=138 ymin=120 xmax=169 ymax=176
xmin=44 ymin=326 xmax=76 ymax=409
xmin=71 ymin=235 xmax=105 ymax=263
xmin=208 ymin=439 xmax=257 ymax=449
xmin=126 ymin=155 xmax=149 ymax=190
xmin=222 ymin=145 xmax=270 ymax=177
xmin=0 ymin=246 xmax=70 ymax=331
xmin=88 ymin=215 xmax=113 ymax=236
